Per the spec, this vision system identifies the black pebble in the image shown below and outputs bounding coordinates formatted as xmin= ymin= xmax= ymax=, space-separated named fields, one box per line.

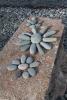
xmin=15 ymin=70 xmax=22 ymax=78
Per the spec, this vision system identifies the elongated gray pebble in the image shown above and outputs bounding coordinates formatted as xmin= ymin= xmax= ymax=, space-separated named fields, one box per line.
xmin=40 ymin=42 xmax=51 ymax=50
xmin=30 ymin=61 xmax=39 ymax=68
xmin=40 ymin=26 xmax=48 ymax=35
xmin=7 ymin=64 xmax=18 ymax=71
xmin=22 ymin=71 xmax=29 ymax=79
xmin=18 ymin=64 xmax=28 ymax=70
xmin=21 ymin=55 xmax=27 ymax=64
xmin=28 ymin=68 xmax=36 ymax=77
xmin=36 ymin=44 xmax=44 ymax=55
xmin=30 ymin=43 xmax=36 ymax=55
xmin=43 ymin=37 xmax=57 ymax=42
xmin=26 ymin=57 xmax=33 ymax=64
xmin=43 ymin=30 xmax=56 ymax=37
xmin=12 ymin=59 xmax=20 ymax=65
xmin=30 ymin=25 xmax=37 ymax=34
xmin=18 ymin=34 xmax=31 ymax=40
xmin=19 ymin=40 xmax=31 ymax=45
xmin=20 ymin=44 xmax=30 ymax=51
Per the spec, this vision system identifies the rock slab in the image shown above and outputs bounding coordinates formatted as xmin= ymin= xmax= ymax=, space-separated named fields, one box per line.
xmin=0 ymin=17 xmax=64 ymax=100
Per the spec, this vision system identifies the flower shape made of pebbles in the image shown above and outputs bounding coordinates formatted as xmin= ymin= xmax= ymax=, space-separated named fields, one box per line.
xmin=17 ymin=17 xmax=57 ymax=55
xmin=7 ymin=55 xmax=40 ymax=79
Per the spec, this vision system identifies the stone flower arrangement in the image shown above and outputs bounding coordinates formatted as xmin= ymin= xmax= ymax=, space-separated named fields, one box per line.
xmin=17 ymin=17 xmax=57 ymax=55
xmin=7 ymin=17 xmax=57 ymax=79
xmin=7 ymin=55 xmax=40 ymax=79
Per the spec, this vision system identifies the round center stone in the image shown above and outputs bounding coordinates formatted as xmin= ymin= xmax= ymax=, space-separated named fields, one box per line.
xmin=31 ymin=34 xmax=41 ymax=43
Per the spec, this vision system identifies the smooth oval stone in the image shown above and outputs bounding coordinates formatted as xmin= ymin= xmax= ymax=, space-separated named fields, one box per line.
xmin=20 ymin=44 xmax=30 ymax=51
xmin=43 ymin=30 xmax=56 ymax=37
xmin=40 ymin=26 xmax=48 ymax=35
xmin=22 ymin=71 xmax=29 ymax=79
xmin=18 ymin=64 xmax=28 ymax=70
xmin=30 ymin=25 xmax=37 ymax=34
xmin=40 ymin=42 xmax=51 ymax=50
xmin=21 ymin=55 xmax=27 ymax=64
xmin=15 ymin=70 xmax=22 ymax=78
xmin=31 ymin=34 xmax=41 ymax=43
xmin=26 ymin=57 xmax=33 ymax=64
xmin=12 ymin=59 xmax=20 ymax=65
xmin=7 ymin=64 xmax=18 ymax=71
xmin=19 ymin=40 xmax=31 ymax=45
xmin=30 ymin=43 xmax=36 ymax=55
xmin=43 ymin=37 xmax=57 ymax=42
xmin=28 ymin=68 xmax=36 ymax=77
xmin=30 ymin=61 xmax=39 ymax=68
xmin=36 ymin=44 xmax=44 ymax=55
xmin=18 ymin=34 xmax=31 ymax=40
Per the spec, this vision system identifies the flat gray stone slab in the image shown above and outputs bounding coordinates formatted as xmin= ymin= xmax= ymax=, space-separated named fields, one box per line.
xmin=0 ymin=17 xmax=64 ymax=100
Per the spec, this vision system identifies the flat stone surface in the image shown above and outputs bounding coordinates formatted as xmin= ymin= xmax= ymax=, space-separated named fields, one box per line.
xmin=0 ymin=17 xmax=64 ymax=100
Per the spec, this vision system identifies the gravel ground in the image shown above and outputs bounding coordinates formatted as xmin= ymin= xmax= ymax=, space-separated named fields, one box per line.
xmin=0 ymin=7 xmax=67 ymax=50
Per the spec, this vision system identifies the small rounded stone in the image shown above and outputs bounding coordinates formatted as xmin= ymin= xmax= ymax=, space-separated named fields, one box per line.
xmin=7 ymin=64 xmax=18 ymax=71
xmin=12 ymin=59 xmax=20 ymax=65
xmin=31 ymin=34 xmax=41 ymax=43
xmin=26 ymin=57 xmax=33 ymax=64
xmin=15 ymin=70 xmax=22 ymax=78
xmin=21 ymin=55 xmax=27 ymax=64
xmin=28 ymin=68 xmax=36 ymax=77
xmin=22 ymin=71 xmax=29 ymax=79
xmin=30 ymin=44 xmax=36 ymax=55
xmin=30 ymin=61 xmax=39 ymax=68
xmin=18 ymin=64 xmax=28 ymax=70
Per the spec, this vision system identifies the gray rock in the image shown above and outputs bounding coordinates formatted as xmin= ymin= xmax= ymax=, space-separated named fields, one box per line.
xmin=20 ymin=44 xmax=30 ymax=51
xmin=19 ymin=40 xmax=31 ymax=45
xmin=31 ymin=34 xmax=41 ymax=43
xmin=28 ymin=68 xmax=36 ymax=77
xmin=30 ymin=25 xmax=37 ymax=34
xmin=43 ymin=30 xmax=56 ymax=37
xmin=7 ymin=64 xmax=18 ymax=71
xmin=22 ymin=71 xmax=29 ymax=79
xmin=39 ymin=26 xmax=48 ymax=35
xmin=18 ymin=34 xmax=31 ymax=40
xmin=21 ymin=55 xmax=27 ymax=64
xmin=36 ymin=44 xmax=44 ymax=55
xmin=30 ymin=43 xmax=36 ymax=55
xmin=30 ymin=61 xmax=39 ymax=68
xmin=26 ymin=56 xmax=33 ymax=64
xmin=18 ymin=64 xmax=28 ymax=70
xmin=12 ymin=59 xmax=20 ymax=65
xmin=43 ymin=37 xmax=57 ymax=42
xmin=40 ymin=42 xmax=51 ymax=50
